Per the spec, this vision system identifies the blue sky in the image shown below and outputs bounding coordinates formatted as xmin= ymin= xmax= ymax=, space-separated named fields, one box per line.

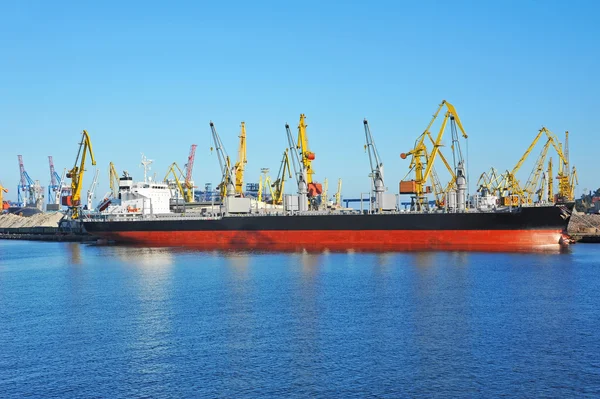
xmin=1 ymin=1 xmax=598 ymax=204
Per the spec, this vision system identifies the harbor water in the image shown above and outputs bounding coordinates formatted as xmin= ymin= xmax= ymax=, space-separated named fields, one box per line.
xmin=1 ymin=241 xmax=599 ymax=397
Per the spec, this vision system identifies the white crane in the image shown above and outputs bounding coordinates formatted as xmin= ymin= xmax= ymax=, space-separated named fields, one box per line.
xmin=87 ymin=169 xmax=100 ymax=211
xmin=285 ymin=122 xmax=308 ymax=212
xmin=363 ymin=119 xmax=386 ymax=211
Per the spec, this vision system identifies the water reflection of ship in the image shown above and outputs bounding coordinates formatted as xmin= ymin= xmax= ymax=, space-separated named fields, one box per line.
xmin=110 ymin=246 xmax=174 ymax=267
xmin=67 ymin=242 xmax=82 ymax=265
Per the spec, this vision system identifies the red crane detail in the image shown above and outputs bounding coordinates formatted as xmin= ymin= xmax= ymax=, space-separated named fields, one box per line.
xmin=18 ymin=155 xmax=27 ymax=187
xmin=185 ymin=144 xmax=197 ymax=185
xmin=49 ymin=156 xmax=58 ymax=186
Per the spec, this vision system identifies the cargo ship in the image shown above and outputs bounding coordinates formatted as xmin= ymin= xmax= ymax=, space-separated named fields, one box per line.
xmin=82 ymin=114 xmax=574 ymax=252
xmin=82 ymin=172 xmax=573 ymax=252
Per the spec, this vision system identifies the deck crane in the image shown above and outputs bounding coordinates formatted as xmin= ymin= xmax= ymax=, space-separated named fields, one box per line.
xmin=209 ymin=121 xmax=234 ymax=200
xmin=363 ymin=119 xmax=387 ymax=211
xmin=47 ymin=156 xmax=62 ymax=205
xmin=66 ymin=130 xmax=96 ymax=219
xmin=270 ymin=149 xmax=292 ymax=205
xmin=285 ymin=122 xmax=309 ymax=211
xmin=421 ymin=131 xmax=463 ymax=208
xmin=234 ymin=123 xmax=247 ymax=197
xmin=109 ymin=162 xmax=120 ymax=198
xmin=164 ymin=162 xmax=187 ymax=201
xmin=400 ymin=100 xmax=468 ymax=211
xmin=296 ymin=114 xmax=322 ymax=205
xmin=184 ymin=144 xmax=197 ymax=202
xmin=86 ymin=169 xmax=100 ymax=211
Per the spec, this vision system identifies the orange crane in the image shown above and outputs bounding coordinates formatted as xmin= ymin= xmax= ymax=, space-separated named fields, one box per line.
xmin=0 ymin=183 xmax=8 ymax=210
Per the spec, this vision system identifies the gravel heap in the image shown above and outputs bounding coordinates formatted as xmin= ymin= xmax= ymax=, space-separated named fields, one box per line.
xmin=0 ymin=212 xmax=64 ymax=228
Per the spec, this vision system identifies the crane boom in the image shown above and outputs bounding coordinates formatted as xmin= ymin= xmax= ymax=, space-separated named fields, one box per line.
xmin=164 ymin=162 xmax=186 ymax=201
xmin=66 ymin=130 xmax=96 ymax=219
xmin=209 ymin=121 xmax=234 ymax=199
xmin=184 ymin=144 xmax=197 ymax=202
xmin=335 ymin=179 xmax=342 ymax=208
xmin=234 ymin=122 xmax=247 ymax=196
xmin=48 ymin=156 xmax=62 ymax=205
xmin=363 ymin=119 xmax=386 ymax=210
xmin=400 ymin=100 xmax=468 ymax=211
xmin=109 ymin=162 xmax=119 ymax=197
xmin=271 ymin=149 xmax=292 ymax=205
xmin=87 ymin=169 xmax=100 ymax=211
xmin=285 ymin=122 xmax=308 ymax=211
xmin=0 ymin=183 xmax=8 ymax=209
xmin=297 ymin=114 xmax=315 ymax=184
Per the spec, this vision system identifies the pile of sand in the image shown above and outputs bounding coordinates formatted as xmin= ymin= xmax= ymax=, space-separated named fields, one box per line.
xmin=0 ymin=212 xmax=65 ymax=228
xmin=568 ymin=213 xmax=600 ymax=234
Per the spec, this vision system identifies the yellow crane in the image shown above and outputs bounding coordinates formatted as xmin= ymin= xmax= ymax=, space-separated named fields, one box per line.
xmin=334 ymin=178 xmax=342 ymax=208
xmin=503 ymin=127 xmax=568 ymax=205
xmin=521 ymin=139 xmax=553 ymax=204
xmin=568 ymin=166 xmax=578 ymax=202
xmin=547 ymin=157 xmax=553 ymax=202
xmin=556 ymin=131 xmax=577 ymax=202
xmin=164 ymin=162 xmax=187 ymax=201
xmin=0 ymin=183 xmax=8 ymax=209
xmin=66 ymin=130 xmax=96 ymax=219
xmin=400 ymin=100 xmax=468 ymax=211
xmin=270 ymin=149 xmax=292 ymax=205
xmin=297 ymin=114 xmax=314 ymax=183
xmin=109 ymin=162 xmax=119 ymax=197
xmin=234 ymin=122 xmax=247 ymax=196
xmin=296 ymin=114 xmax=322 ymax=199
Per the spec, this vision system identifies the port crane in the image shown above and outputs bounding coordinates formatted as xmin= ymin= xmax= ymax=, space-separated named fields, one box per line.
xmin=363 ymin=119 xmax=387 ymax=211
xmin=285 ymin=114 xmax=323 ymax=210
xmin=335 ymin=178 xmax=342 ymax=208
xmin=47 ymin=156 xmax=63 ymax=205
xmin=285 ymin=122 xmax=308 ymax=211
xmin=66 ymin=130 xmax=96 ymax=219
xmin=502 ymin=127 xmax=569 ymax=205
xmin=401 ymin=100 xmax=468 ymax=211
xmin=17 ymin=155 xmax=44 ymax=208
xmin=209 ymin=121 xmax=234 ymax=199
xmin=521 ymin=140 xmax=553 ymax=204
xmin=0 ymin=183 xmax=8 ymax=209
xmin=270 ymin=149 xmax=292 ymax=205
xmin=557 ymin=131 xmax=577 ymax=202
xmin=86 ymin=169 xmax=100 ymax=211
xmin=164 ymin=162 xmax=187 ymax=202
xmin=234 ymin=123 xmax=247 ymax=197
xmin=184 ymin=144 xmax=197 ymax=202
xmin=568 ymin=166 xmax=578 ymax=202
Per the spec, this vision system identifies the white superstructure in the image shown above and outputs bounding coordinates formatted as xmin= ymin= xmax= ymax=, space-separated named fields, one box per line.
xmin=103 ymin=172 xmax=172 ymax=215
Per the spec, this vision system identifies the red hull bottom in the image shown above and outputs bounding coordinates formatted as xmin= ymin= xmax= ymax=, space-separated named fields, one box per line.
xmin=90 ymin=229 xmax=567 ymax=252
